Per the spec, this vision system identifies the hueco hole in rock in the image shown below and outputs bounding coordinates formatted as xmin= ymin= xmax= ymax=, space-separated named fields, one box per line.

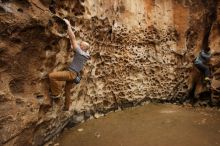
xmin=0 ymin=0 xmax=220 ymax=146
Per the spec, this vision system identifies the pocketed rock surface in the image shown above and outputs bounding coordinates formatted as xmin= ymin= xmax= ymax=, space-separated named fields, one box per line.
xmin=0 ymin=0 xmax=220 ymax=145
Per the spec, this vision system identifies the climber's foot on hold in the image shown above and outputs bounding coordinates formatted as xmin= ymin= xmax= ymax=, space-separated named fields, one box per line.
xmin=204 ymin=77 xmax=211 ymax=90
xmin=204 ymin=77 xmax=211 ymax=82
xmin=49 ymin=92 xmax=62 ymax=99
xmin=50 ymin=95 xmax=61 ymax=99
xmin=206 ymin=84 xmax=211 ymax=90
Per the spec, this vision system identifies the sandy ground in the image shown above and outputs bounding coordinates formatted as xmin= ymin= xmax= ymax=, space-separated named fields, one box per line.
xmin=55 ymin=103 xmax=220 ymax=146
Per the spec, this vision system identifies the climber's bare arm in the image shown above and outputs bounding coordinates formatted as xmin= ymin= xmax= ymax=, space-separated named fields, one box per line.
xmin=212 ymin=51 xmax=220 ymax=56
xmin=63 ymin=19 xmax=78 ymax=50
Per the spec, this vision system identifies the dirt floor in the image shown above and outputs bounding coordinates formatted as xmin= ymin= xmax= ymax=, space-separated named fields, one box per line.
xmin=54 ymin=103 xmax=220 ymax=146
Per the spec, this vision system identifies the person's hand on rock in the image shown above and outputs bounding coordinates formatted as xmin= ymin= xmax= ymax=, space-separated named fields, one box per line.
xmin=63 ymin=19 xmax=71 ymax=26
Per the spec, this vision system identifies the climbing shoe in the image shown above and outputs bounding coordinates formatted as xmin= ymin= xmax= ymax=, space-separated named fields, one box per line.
xmin=49 ymin=92 xmax=62 ymax=99
xmin=50 ymin=95 xmax=61 ymax=99
xmin=204 ymin=77 xmax=211 ymax=82
xmin=206 ymin=84 xmax=211 ymax=90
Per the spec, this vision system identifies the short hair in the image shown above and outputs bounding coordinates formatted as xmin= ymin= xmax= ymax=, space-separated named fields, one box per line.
xmin=204 ymin=46 xmax=210 ymax=53
xmin=80 ymin=41 xmax=90 ymax=49
xmin=206 ymin=47 xmax=210 ymax=52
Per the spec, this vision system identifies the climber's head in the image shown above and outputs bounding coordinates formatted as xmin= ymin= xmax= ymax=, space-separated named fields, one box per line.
xmin=205 ymin=46 xmax=211 ymax=53
xmin=80 ymin=41 xmax=90 ymax=51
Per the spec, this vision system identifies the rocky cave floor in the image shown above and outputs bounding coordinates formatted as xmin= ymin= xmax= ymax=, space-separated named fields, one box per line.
xmin=50 ymin=103 xmax=220 ymax=146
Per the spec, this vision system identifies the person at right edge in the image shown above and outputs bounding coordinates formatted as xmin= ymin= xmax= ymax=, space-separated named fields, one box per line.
xmin=194 ymin=47 xmax=212 ymax=85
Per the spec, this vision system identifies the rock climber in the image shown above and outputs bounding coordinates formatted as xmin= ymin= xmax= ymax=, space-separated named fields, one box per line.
xmin=194 ymin=47 xmax=212 ymax=83
xmin=46 ymin=19 xmax=90 ymax=111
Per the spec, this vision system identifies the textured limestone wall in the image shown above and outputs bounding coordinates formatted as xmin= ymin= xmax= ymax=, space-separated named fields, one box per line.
xmin=209 ymin=2 xmax=220 ymax=104
xmin=0 ymin=0 xmax=219 ymax=145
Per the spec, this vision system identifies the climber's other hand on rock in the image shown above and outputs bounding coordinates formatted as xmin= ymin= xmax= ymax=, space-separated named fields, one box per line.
xmin=63 ymin=19 xmax=71 ymax=26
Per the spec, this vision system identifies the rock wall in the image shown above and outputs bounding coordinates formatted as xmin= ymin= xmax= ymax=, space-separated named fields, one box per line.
xmin=209 ymin=3 xmax=220 ymax=104
xmin=0 ymin=0 xmax=219 ymax=145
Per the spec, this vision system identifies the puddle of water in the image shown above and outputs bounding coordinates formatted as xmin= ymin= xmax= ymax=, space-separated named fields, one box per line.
xmin=55 ymin=103 xmax=220 ymax=146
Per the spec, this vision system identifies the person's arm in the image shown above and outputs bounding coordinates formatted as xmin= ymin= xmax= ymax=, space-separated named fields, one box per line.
xmin=63 ymin=19 xmax=78 ymax=50
xmin=211 ymin=50 xmax=220 ymax=56
xmin=201 ymin=50 xmax=211 ymax=60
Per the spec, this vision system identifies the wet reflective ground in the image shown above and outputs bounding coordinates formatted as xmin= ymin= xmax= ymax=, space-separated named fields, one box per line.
xmin=55 ymin=104 xmax=220 ymax=146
